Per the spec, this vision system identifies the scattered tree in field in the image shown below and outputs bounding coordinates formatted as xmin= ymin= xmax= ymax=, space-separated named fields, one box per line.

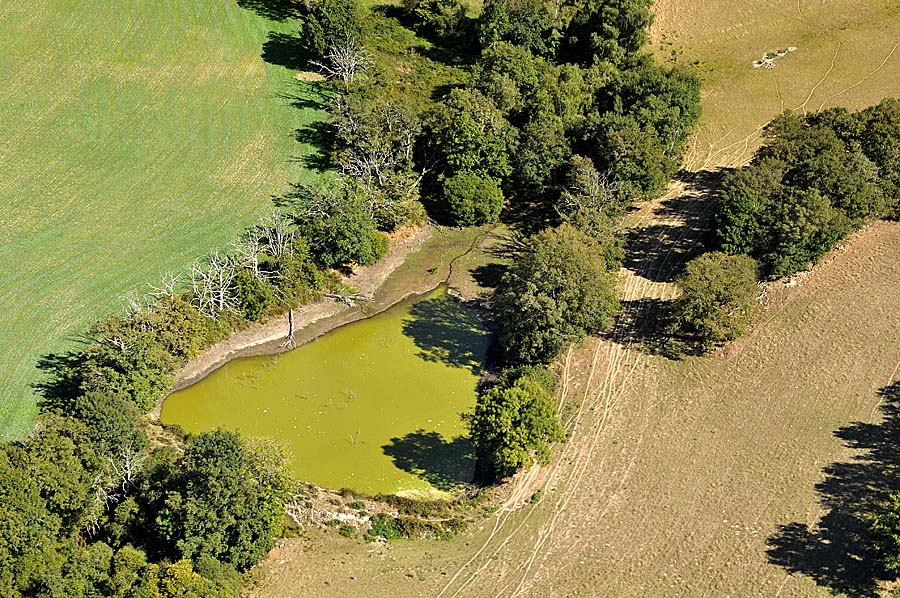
xmin=493 ymin=223 xmax=620 ymax=364
xmin=442 ymin=171 xmax=504 ymax=225
xmin=468 ymin=366 xmax=564 ymax=481
xmin=673 ymin=252 xmax=759 ymax=350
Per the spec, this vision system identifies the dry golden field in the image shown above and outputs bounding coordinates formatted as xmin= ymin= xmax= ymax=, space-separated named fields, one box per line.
xmin=248 ymin=1 xmax=900 ymax=596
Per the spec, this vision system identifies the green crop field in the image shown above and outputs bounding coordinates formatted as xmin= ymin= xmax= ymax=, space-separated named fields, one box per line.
xmin=0 ymin=1 xmax=324 ymax=439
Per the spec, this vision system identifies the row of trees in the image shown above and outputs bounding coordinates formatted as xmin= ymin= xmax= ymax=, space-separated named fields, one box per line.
xmin=715 ymin=99 xmax=900 ymax=277
xmin=450 ymin=0 xmax=700 ymax=481
xmin=4 ymin=199 xmax=360 ymax=593
xmin=675 ymin=99 xmax=900 ymax=354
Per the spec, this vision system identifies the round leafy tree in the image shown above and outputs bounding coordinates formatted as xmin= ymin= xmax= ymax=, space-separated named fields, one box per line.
xmin=674 ymin=252 xmax=759 ymax=349
xmin=442 ymin=172 xmax=504 ymax=225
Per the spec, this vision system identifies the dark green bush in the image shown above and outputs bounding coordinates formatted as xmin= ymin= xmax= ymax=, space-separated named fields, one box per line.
xmin=492 ymin=223 xmax=620 ymax=364
xmin=674 ymin=252 xmax=759 ymax=349
xmin=468 ymin=367 xmax=564 ymax=481
xmin=443 ymin=172 xmax=504 ymax=225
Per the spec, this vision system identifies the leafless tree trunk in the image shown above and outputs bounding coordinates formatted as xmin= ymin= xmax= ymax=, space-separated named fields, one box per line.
xmin=281 ymin=309 xmax=296 ymax=349
xmin=311 ymin=34 xmax=373 ymax=87
xmin=259 ymin=210 xmax=294 ymax=259
xmin=85 ymin=444 xmax=147 ymax=536
xmin=190 ymin=251 xmax=238 ymax=319
xmin=559 ymin=157 xmax=624 ymax=216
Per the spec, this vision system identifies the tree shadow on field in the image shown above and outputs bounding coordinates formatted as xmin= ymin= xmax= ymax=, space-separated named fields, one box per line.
xmin=237 ymin=0 xmax=300 ymax=21
xmin=32 ymin=351 xmax=85 ymax=413
xmin=261 ymin=32 xmax=313 ymax=71
xmin=401 ymin=294 xmax=490 ymax=374
xmin=622 ymin=169 xmax=726 ymax=283
xmin=609 ymin=297 xmax=686 ymax=360
xmin=766 ymin=382 xmax=900 ymax=597
xmin=382 ymin=430 xmax=475 ymax=491
xmin=276 ymin=85 xmax=331 ymax=112
xmin=291 ymin=121 xmax=335 ymax=171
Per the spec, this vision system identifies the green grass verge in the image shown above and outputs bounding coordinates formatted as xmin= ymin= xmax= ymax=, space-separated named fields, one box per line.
xmin=0 ymin=1 xmax=326 ymax=439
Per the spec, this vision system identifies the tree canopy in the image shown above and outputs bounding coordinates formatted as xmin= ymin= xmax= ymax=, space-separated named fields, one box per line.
xmin=468 ymin=367 xmax=564 ymax=481
xmin=673 ymin=252 xmax=759 ymax=350
xmin=715 ymin=100 xmax=900 ymax=277
xmin=493 ymin=222 xmax=620 ymax=364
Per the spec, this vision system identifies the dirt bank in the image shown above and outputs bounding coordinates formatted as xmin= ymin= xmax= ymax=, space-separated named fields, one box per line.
xmin=154 ymin=224 xmax=501 ymax=421
xmin=167 ymin=226 xmax=432 ymax=394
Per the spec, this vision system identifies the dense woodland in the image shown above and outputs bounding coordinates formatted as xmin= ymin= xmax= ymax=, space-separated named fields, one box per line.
xmin=50 ymin=0 xmax=900 ymax=594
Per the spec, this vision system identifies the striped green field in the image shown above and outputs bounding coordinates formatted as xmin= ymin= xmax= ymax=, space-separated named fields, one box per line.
xmin=0 ymin=2 xmax=324 ymax=439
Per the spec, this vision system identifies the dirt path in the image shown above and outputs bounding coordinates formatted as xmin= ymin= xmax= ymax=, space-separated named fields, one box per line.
xmin=250 ymin=172 xmax=900 ymax=597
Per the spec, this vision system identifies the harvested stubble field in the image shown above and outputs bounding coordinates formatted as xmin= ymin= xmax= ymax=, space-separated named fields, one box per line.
xmin=652 ymin=0 xmax=900 ymax=170
xmin=0 ymin=1 xmax=325 ymax=438
xmin=250 ymin=1 xmax=900 ymax=596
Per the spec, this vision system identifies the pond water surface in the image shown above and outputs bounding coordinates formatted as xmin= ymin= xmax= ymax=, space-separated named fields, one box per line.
xmin=161 ymin=287 xmax=490 ymax=495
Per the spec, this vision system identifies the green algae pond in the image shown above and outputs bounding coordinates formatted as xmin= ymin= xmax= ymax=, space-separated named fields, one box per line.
xmin=160 ymin=287 xmax=490 ymax=496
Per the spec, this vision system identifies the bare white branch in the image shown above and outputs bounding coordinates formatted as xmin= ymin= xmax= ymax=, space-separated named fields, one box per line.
xmin=190 ymin=251 xmax=238 ymax=319
xmin=311 ymin=35 xmax=373 ymax=87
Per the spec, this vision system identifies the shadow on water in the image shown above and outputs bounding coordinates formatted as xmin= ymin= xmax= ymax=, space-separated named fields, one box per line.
xmin=766 ymin=382 xmax=900 ymax=597
xmin=382 ymin=429 xmax=475 ymax=491
xmin=401 ymin=293 xmax=489 ymax=375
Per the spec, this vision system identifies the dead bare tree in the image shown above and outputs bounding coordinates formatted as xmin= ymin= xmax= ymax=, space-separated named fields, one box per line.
xmin=258 ymin=210 xmax=294 ymax=259
xmin=85 ymin=444 xmax=148 ymax=536
xmin=311 ymin=35 xmax=373 ymax=87
xmin=234 ymin=229 xmax=264 ymax=278
xmin=190 ymin=251 xmax=238 ymax=319
xmin=121 ymin=290 xmax=147 ymax=318
xmin=149 ymin=272 xmax=180 ymax=300
xmin=325 ymin=284 xmax=372 ymax=306
xmin=558 ymin=155 xmax=624 ymax=216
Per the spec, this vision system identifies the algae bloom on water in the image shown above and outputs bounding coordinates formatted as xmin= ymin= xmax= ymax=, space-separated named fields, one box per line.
xmin=161 ymin=288 xmax=490 ymax=496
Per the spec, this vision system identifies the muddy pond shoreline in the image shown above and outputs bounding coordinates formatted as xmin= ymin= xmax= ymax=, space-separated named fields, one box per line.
xmin=161 ymin=285 xmax=491 ymax=495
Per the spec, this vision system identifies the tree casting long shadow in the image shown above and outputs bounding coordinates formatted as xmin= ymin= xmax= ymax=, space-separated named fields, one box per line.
xmin=237 ymin=0 xmax=300 ymax=21
xmin=382 ymin=429 xmax=475 ymax=491
xmin=401 ymin=293 xmax=489 ymax=374
xmin=766 ymin=382 xmax=900 ymax=597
